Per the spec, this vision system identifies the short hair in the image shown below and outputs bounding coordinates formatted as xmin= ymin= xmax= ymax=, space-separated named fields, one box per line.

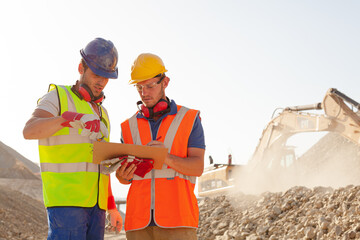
xmin=80 ymin=59 xmax=89 ymax=72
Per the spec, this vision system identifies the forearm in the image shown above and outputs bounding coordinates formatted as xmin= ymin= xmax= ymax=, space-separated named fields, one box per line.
xmin=23 ymin=115 xmax=66 ymax=139
xmin=146 ymin=141 xmax=205 ymax=177
xmin=165 ymin=149 xmax=205 ymax=177
xmin=107 ymin=178 xmax=117 ymax=210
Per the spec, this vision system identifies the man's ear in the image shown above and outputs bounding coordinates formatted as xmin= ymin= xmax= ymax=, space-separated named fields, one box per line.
xmin=78 ymin=63 xmax=84 ymax=74
xmin=163 ymin=76 xmax=170 ymax=88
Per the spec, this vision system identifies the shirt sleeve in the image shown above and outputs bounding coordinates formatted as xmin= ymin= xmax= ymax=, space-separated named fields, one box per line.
xmin=36 ymin=90 xmax=60 ymax=116
xmin=107 ymin=177 xmax=116 ymax=210
xmin=188 ymin=114 xmax=206 ymax=149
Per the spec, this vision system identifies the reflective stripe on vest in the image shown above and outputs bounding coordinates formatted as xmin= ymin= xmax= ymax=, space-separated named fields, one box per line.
xmin=41 ymin=162 xmax=107 ymax=173
xmin=121 ymin=105 xmax=199 ymax=231
xmin=39 ymin=84 xmax=110 ymax=209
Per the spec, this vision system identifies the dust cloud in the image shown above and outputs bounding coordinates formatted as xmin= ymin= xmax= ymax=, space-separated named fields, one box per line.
xmin=231 ymin=132 xmax=360 ymax=195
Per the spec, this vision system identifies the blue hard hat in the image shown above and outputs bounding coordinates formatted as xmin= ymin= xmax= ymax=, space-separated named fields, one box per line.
xmin=80 ymin=38 xmax=118 ymax=79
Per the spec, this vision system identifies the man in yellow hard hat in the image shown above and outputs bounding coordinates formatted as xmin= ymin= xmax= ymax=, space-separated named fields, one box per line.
xmin=116 ymin=53 xmax=206 ymax=240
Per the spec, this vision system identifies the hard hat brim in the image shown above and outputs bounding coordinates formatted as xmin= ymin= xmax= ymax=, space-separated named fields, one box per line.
xmin=88 ymin=64 xmax=119 ymax=79
xmin=129 ymin=69 xmax=167 ymax=84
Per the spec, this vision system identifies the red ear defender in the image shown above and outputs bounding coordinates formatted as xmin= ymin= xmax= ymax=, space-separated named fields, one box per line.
xmin=140 ymin=103 xmax=150 ymax=118
xmin=153 ymin=101 xmax=169 ymax=113
xmin=78 ymin=84 xmax=105 ymax=104
xmin=78 ymin=85 xmax=92 ymax=102
xmin=93 ymin=96 xmax=104 ymax=104
xmin=137 ymin=99 xmax=170 ymax=118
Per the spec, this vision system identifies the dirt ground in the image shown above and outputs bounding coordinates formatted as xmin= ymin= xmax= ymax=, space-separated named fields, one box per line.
xmin=0 ymin=186 xmax=47 ymax=240
xmin=198 ymin=185 xmax=360 ymax=240
xmin=0 ymin=178 xmax=43 ymax=201
xmin=104 ymin=232 xmax=127 ymax=240
xmin=0 ymin=181 xmax=126 ymax=240
xmin=2 ymin=131 xmax=360 ymax=239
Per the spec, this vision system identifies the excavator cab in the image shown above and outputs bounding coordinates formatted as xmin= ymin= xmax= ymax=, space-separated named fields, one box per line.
xmin=198 ymin=154 xmax=242 ymax=197
xmin=264 ymin=146 xmax=296 ymax=169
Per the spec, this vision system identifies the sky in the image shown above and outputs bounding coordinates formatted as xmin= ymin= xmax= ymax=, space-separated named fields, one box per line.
xmin=1 ymin=0 xmax=360 ymax=199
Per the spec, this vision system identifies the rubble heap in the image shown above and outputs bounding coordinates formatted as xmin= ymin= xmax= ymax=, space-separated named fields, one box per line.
xmin=0 ymin=141 xmax=47 ymax=240
xmin=198 ymin=185 xmax=360 ymax=240
xmin=0 ymin=187 xmax=47 ymax=240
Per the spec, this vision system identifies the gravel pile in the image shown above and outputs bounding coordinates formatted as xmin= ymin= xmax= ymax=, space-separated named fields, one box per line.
xmin=198 ymin=185 xmax=360 ymax=240
xmin=198 ymin=132 xmax=360 ymax=240
xmin=0 ymin=186 xmax=47 ymax=240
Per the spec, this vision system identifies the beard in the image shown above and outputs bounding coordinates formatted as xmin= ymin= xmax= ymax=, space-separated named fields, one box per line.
xmin=142 ymin=86 xmax=165 ymax=108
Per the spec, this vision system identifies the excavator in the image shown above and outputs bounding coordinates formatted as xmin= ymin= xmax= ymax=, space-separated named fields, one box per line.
xmin=198 ymin=88 xmax=360 ymax=197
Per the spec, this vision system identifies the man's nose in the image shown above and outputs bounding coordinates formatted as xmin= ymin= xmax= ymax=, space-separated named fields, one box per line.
xmin=98 ymin=77 xmax=109 ymax=85
xmin=140 ymin=87 xmax=149 ymax=95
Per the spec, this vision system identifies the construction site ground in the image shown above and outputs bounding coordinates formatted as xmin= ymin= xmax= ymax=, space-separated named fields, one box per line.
xmin=0 ymin=178 xmax=126 ymax=240
xmin=2 ymin=130 xmax=360 ymax=239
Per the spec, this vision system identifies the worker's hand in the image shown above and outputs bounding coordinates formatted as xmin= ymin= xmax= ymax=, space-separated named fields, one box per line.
xmin=61 ymin=111 xmax=99 ymax=129
xmin=101 ymin=157 xmax=124 ymax=174
xmin=80 ymin=121 xmax=109 ymax=140
xmin=107 ymin=209 xmax=122 ymax=233
xmin=116 ymin=161 xmax=137 ymax=183
xmin=61 ymin=111 xmax=108 ymax=140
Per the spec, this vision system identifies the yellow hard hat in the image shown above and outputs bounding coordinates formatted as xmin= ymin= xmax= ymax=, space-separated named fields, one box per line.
xmin=129 ymin=53 xmax=168 ymax=84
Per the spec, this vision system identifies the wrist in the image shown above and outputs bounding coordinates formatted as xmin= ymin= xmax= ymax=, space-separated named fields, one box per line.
xmin=121 ymin=178 xmax=132 ymax=184
xmin=116 ymin=172 xmax=133 ymax=184
xmin=125 ymin=178 xmax=133 ymax=183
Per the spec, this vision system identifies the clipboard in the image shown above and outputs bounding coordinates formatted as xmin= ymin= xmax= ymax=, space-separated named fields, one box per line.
xmin=93 ymin=142 xmax=168 ymax=170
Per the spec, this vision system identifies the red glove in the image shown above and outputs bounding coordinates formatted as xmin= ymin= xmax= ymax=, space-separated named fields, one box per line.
xmin=61 ymin=111 xmax=108 ymax=140
xmin=101 ymin=156 xmax=154 ymax=177
xmin=119 ymin=156 xmax=154 ymax=178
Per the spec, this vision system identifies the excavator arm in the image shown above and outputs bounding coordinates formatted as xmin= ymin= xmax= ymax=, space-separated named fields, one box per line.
xmin=198 ymin=88 xmax=360 ymax=196
xmin=248 ymin=88 xmax=360 ymax=170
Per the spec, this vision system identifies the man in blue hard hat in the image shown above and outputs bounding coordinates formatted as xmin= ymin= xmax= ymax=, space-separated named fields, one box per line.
xmin=23 ymin=38 xmax=122 ymax=240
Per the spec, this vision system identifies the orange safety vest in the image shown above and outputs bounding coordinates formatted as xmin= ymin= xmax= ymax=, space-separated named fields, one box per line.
xmin=121 ymin=105 xmax=200 ymax=231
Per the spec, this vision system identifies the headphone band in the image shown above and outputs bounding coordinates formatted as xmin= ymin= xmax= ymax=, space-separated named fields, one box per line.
xmin=137 ymin=98 xmax=170 ymax=118
xmin=72 ymin=83 xmax=105 ymax=104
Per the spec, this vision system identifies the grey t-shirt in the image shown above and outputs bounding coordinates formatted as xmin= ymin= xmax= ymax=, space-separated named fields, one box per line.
xmin=36 ymin=90 xmax=59 ymax=116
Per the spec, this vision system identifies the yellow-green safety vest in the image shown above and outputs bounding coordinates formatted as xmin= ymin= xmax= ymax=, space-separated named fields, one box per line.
xmin=38 ymin=84 xmax=110 ymax=210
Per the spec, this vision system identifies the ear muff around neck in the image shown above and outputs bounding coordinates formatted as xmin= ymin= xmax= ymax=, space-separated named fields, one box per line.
xmin=77 ymin=84 xmax=105 ymax=104
xmin=137 ymin=98 xmax=170 ymax=118
xmin=153 ymin=100 xmax=169 ymax=113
